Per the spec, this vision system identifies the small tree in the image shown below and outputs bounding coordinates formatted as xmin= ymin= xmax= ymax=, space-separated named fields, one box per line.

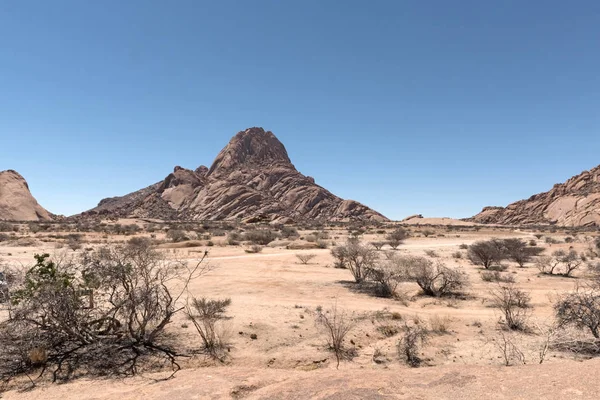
xmin=404 ymin=256 xmax=468 ymax=297
xmin=386 ymin=228 xmax=407 ymax=250
xmin=490 ymin=284 xmax=531 ymax=331
xmin=315 ymin=305 xmax=355 ymax=369
xmin=468 ymin=240 xmax=506 ymax=269
xmin=296 ymin=253 xmax=317 ymax=265
xmin=537 ymin=250 xmax=583 ymax=277
xmin=502 ymin=238 xmax=544 ymax=267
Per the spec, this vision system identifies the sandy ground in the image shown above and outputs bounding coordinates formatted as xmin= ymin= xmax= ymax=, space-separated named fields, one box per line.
xmin=1 ymin=225 xmax=599 ymax=398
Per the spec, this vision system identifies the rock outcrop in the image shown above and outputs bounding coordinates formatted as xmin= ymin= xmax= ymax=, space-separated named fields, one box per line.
xmin=470 ymin=165 xmax=600 ymax=227
xmin=0 ymin=170 xmax=53 ymax=221
xmin=84 ymin=128 xmax=386 ymax=222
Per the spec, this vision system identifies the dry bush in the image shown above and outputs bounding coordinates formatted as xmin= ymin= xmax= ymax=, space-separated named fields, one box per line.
xmin=0 ymin=241 xmax=211 ymax=384
xmin=404 ymin=256 xmax=468 ymax=297
xmin=424 ymin=250 xmax=438 ymax=258
xmin=315 ymin=304 xmax=356 ymax=369
xmin=386 ymin=228 xmax=407 ymax=250
xmin=495 ymin=330 xmax=526 ymax=366
xmin=244 ymin=230 xmax=278 ymax=245
xmin=185 ymin=297 xmax=231 ymax=361
xmin=397 ymin=321 xmax=429 ymax=367
xmin=331 ymin=239 xmax=377 ymax=283
xmin=367 ymin=254 xmax=408 ymax=298
xmin=537 ymin=250 xmax=583 ymax=277
xmin=555 ymin=283 xmax=600 ymax=339
xmin=490 ymin=284 xmax=531 ymax=331
xmin=245 ymin=244 xmax=263 ymax=253
xmin=370 ymin=241 xmax=386 ymax=250
xmin=296 ymin=253 xmax=317 ymax=265
xmin=481 ymin=271 xmax=515 ymax=283
xmin=429 ymin=314 xmax=451 ymax=334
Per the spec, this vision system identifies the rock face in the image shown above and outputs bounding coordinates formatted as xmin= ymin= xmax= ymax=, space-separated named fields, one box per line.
xmin=0 ymin=170 xmax=53 ymax=221
xmin=85 ymin=128 xmax=387 ymax=222
xmin=470 ymin=165 xmax=600 ymax=227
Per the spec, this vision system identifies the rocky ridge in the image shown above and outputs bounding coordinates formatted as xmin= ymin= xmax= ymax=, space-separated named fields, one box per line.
xmin=470 ymin=165 xmax=600 ymax=227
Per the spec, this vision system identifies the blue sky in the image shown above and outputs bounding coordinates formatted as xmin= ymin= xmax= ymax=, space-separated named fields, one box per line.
xmin=1 ymin=1 xmax=599 ymax=219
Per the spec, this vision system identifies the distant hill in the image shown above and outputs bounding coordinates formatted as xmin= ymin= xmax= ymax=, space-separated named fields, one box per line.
xmin=470 ymin=165 xmax=600 ymax=227
xmin=0 ymin=170 xmax=53 ymax=221
xmin=82 ymin=127 xmax=387 ymax=223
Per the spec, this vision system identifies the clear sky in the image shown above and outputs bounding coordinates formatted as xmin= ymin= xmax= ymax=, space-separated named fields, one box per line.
xmin=1 ymin=1 xmax=599 ymax=220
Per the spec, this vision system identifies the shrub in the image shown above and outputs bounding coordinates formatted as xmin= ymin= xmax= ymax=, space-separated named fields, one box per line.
xmin=452 ymin=251 xmax=462 ymax=259
xmin=245 ymin=244 xmax=263 ymax=253
xmin=536 ymin=250 xmax=583 ymax=277
xmin=0 ymin=243 xmax=211 ymax=383
xmin=296 ymin=253 xmax=317 ymax=265
xmin=331 ymin=239 xmax=377 ymax=283
xmin=490 ymin=284 xmax=531 ymax=331
xmin=404 ymin=256 xmax=468 ymax=297
xmin=468 ymin=240 xmax=506 ymax=269
xmin=167 ymin=229 xmax=188 ymax=242
xmin=227 ymin=232 xmax=242 ymax=246
xmin=555 ymin=283 xmax=600 ymax=339
xmin=481 ymin=271 xmax=515 ymax=283
xmin=397 ymin=322 xmax=429 ymax=367
xmin=367 ymin=255 xmax=408 ymax=298
xmin=424 ymin=250 xmax=438 ymax=258
xmin=315 ymin=305 xmax=355 ymax=369
xmin=370 ymin=241 xmax=386 ymax=250
xmin=429 ymin=315 xmax=451 ymax=334
xmin=185 ymin=297 xmax=231 ymax=360
xmin=244 ymin=230 xmax=277 ymax=245
xmin=386 ymin=228 xmax=407 ymax=250
xmin=502 ymin=238 xmax=544 ymax=267
xmin=459 ymin=244 xmax=469 ymax=250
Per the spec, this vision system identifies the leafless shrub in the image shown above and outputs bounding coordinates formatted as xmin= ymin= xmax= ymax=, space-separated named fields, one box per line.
xmin=185 ymin=297 xmax=231 ymax=361
xmin=429 ymin=314 xmax=451 ymax=334
xmin=537 ymin=250 xmax=583 ymax=277
xmin=386 ymin=228 xmax=407 ymax=250
xmin=495 ymin=330 xmax=526 ymax=366
xmin=296 ymin=253 xmax=317 ymax=265
xmin=315 ymin=304 xmax=356 ymax=369
xmin=367 ymin=255 xmax=408 ymax=298
xmin=331 ymin=239 xmax=377 ymax=283
xmin=404 ymin=256 xmax=468 ymax=297
xmin=0 ymin=242 xmax=211 ymax=385
xmin=397 ymin=321 xmax=429 ymax=367
xmin=424 ymin=250 xmax=438 ymax=258
xmin=555 ymin=283 xmax=600 ymax=339
xmin=490 ymin=284 xmax=531 ymax=331
xmin=370 ymin=241 xmax=386 ymax=250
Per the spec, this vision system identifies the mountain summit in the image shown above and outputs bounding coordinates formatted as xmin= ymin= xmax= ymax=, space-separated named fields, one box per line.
xmin=0 ymin=170 xmax=53 ymax=221
xmin=470 ymin=164 xmax=600 ymax=227
xmin=84 ymin=128 xmax=386 ymax=222
xmin=208 ymin=127 xmax=293 ymax=176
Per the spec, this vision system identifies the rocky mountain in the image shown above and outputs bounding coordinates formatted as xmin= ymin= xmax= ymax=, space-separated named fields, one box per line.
xmin=470 ymin=165 xmax=600 ymax=227
xmin=0 ymin=170 xmax=53 ymax=221
xmin=83 ymin=128 xmax=386 ymax=223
